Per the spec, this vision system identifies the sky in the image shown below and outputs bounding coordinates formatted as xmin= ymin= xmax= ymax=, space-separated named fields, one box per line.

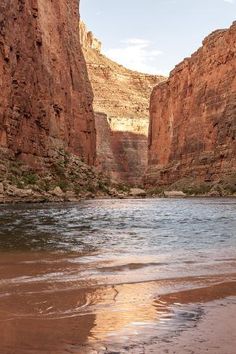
xmin=80 ymin=0 xmax=236 ymax=76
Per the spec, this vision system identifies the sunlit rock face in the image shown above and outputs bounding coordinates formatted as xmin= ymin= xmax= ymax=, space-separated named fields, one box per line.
xmin=0 ymin=0 xmax=96 ymax=170
xmin=80 ymin=21 xmax=102 ymax=52
xmin=80 ymin=22 xmax=165 ymax=185
xmin=146 ymin=22 xmax=236 ymax=187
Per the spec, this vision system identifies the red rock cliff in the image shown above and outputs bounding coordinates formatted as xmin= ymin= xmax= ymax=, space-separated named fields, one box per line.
xmin=0 ymin=0 xmax=95 ymax=169
xmin=80 ymin=22 xmax=165 ymax=185
xmin=146 ymin=22 xmax=236 ymax=188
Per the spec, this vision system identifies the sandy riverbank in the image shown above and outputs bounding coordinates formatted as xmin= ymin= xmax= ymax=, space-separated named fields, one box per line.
xmin=145 ymin=298 xmax=236 ymax=354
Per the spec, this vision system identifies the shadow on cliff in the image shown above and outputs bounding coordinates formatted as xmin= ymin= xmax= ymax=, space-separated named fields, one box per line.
xmin=95 ymin=112 xmax=148 ymax=185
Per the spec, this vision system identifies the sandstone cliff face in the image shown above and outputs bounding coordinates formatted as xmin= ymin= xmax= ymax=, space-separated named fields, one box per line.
xmin=0 ymin=0 xmax=96 ymax=170
xmin=146 ymin=22 xmax=236 ymax=189
xmin=80 ymin=21 xmax=102 ymax=53
xmin=80 ymin=22 xmax=165 ymax=185
xmin=95 ymin=112 xmax=148 ymax=184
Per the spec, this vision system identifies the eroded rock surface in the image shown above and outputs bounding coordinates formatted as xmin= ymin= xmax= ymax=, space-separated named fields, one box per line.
xmin=0 ymin=1 xmax=117 ymax=202
xmin=0 ymin=144 xmax=112 ymax=204
xmin=146 ymin=22 xmax=236 ymax=191
xmin=80 ymin=22 xmax=165 ymax=185
xmin=0 ymin=0 xmax=96 ymax=170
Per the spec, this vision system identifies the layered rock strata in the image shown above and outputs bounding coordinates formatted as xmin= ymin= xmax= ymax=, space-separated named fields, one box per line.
xmin=80 ymin=22 xmax=165 ymax=185
xmin=0 ymin=0 xmax=96 ymax=170
xmin=146 ymin=22 xmax=236 ymax=192
xmin=0 ymin=0 xmax=114 ymax=202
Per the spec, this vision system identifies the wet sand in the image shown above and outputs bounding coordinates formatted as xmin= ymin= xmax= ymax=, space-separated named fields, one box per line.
xmin=146 ymin=300 xmax=236 ymax=354
xmin=0 ymin=199 xmax=235 ymax=353
xmin=0 ymin=260 xmax=235 ymax=353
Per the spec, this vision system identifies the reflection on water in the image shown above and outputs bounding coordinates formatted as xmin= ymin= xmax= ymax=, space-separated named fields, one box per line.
xmin=0 ymin=198 xmax=235 ymax=253
xmin=0 ymin=198 xmax=236 ymax=353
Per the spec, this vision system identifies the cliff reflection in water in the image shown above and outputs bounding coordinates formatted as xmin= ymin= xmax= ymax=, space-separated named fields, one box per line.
xmin=1 ymin=258 xmax=235 ymax=354
xmin=0 ymin=264 xmax=186 ymax=351
xmin=0 ymin=199 xmax=235 ymax=352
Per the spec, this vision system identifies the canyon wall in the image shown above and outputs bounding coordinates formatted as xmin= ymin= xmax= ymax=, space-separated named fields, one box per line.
xmin=0 ymin=0 xmax=96 ymax=171
xmin=146 ymin=22 xmax=236 ymax=190
xmin=80 ymin=22 xmax=165 ymax=185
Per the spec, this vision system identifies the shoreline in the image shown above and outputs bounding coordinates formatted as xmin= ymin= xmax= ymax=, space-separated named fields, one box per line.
xmin=0 ymin=197 xmax=235 ymax=353
xmin=0 ymin=257 xmax=235 ymax=353
xmin=144 ymin=298 xmax=236 ymax=354
xmin=0 ymin=194 xmax=236 ymax=205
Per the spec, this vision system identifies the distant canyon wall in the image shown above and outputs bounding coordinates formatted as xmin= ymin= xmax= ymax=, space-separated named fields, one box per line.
xmin=146 ymin=22 xmax=236 ymax=187
xmin=2 ymin=2 xmax=233 ymax=191
xmin=79 ymin=21 xmax=165 ymax=185
xmin=95 ymin=112 xmax=148 ymax=184
xmin=0 ymin=0 xmax=96 ymax=171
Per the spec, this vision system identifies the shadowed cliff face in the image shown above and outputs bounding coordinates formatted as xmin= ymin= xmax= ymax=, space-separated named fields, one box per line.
xmin=95 ymin=113 xmax=148 ymax=185
xmin=0 ymin=0 xmax=96 ymax=170
xmin=146 ymin=22 xmax=236 ymax=187
xmin=80 ymin=22 xmax=165 ymax=185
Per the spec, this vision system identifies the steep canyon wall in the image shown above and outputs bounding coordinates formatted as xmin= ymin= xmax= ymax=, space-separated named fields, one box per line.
xmin=146 ymin=22 xmax=236 ymax=190
xmin=80 ymin=22 xmax=165 ymax=185
xmin=0 ymin=0 xmax=96 ymax=171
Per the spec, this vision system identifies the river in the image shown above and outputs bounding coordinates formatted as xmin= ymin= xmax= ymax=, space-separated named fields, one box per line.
xmin=0 ymin=198 xmax=235 ymax=353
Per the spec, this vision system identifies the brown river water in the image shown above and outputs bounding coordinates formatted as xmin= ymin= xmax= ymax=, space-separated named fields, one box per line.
xmin=0 ymin=198 xmax=235 ymax=353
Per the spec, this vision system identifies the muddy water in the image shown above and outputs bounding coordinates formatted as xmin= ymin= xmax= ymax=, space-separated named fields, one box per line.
xmin=0 ymin=198 xmax=235 ymax=353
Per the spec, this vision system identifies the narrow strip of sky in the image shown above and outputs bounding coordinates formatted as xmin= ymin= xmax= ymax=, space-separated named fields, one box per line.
xmin=81 ymin=0 xmax=236 ymax=75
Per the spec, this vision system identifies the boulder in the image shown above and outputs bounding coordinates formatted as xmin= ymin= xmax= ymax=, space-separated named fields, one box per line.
xmin=164 ymin=191 xmax=186 ymax=198
xmin=6 ymin=185 xmax=33 ymax=198
xmin=130 ymin=188 xmax=146 ymax=197
xmin=50 ymin=186 xmax=64 ymax=198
